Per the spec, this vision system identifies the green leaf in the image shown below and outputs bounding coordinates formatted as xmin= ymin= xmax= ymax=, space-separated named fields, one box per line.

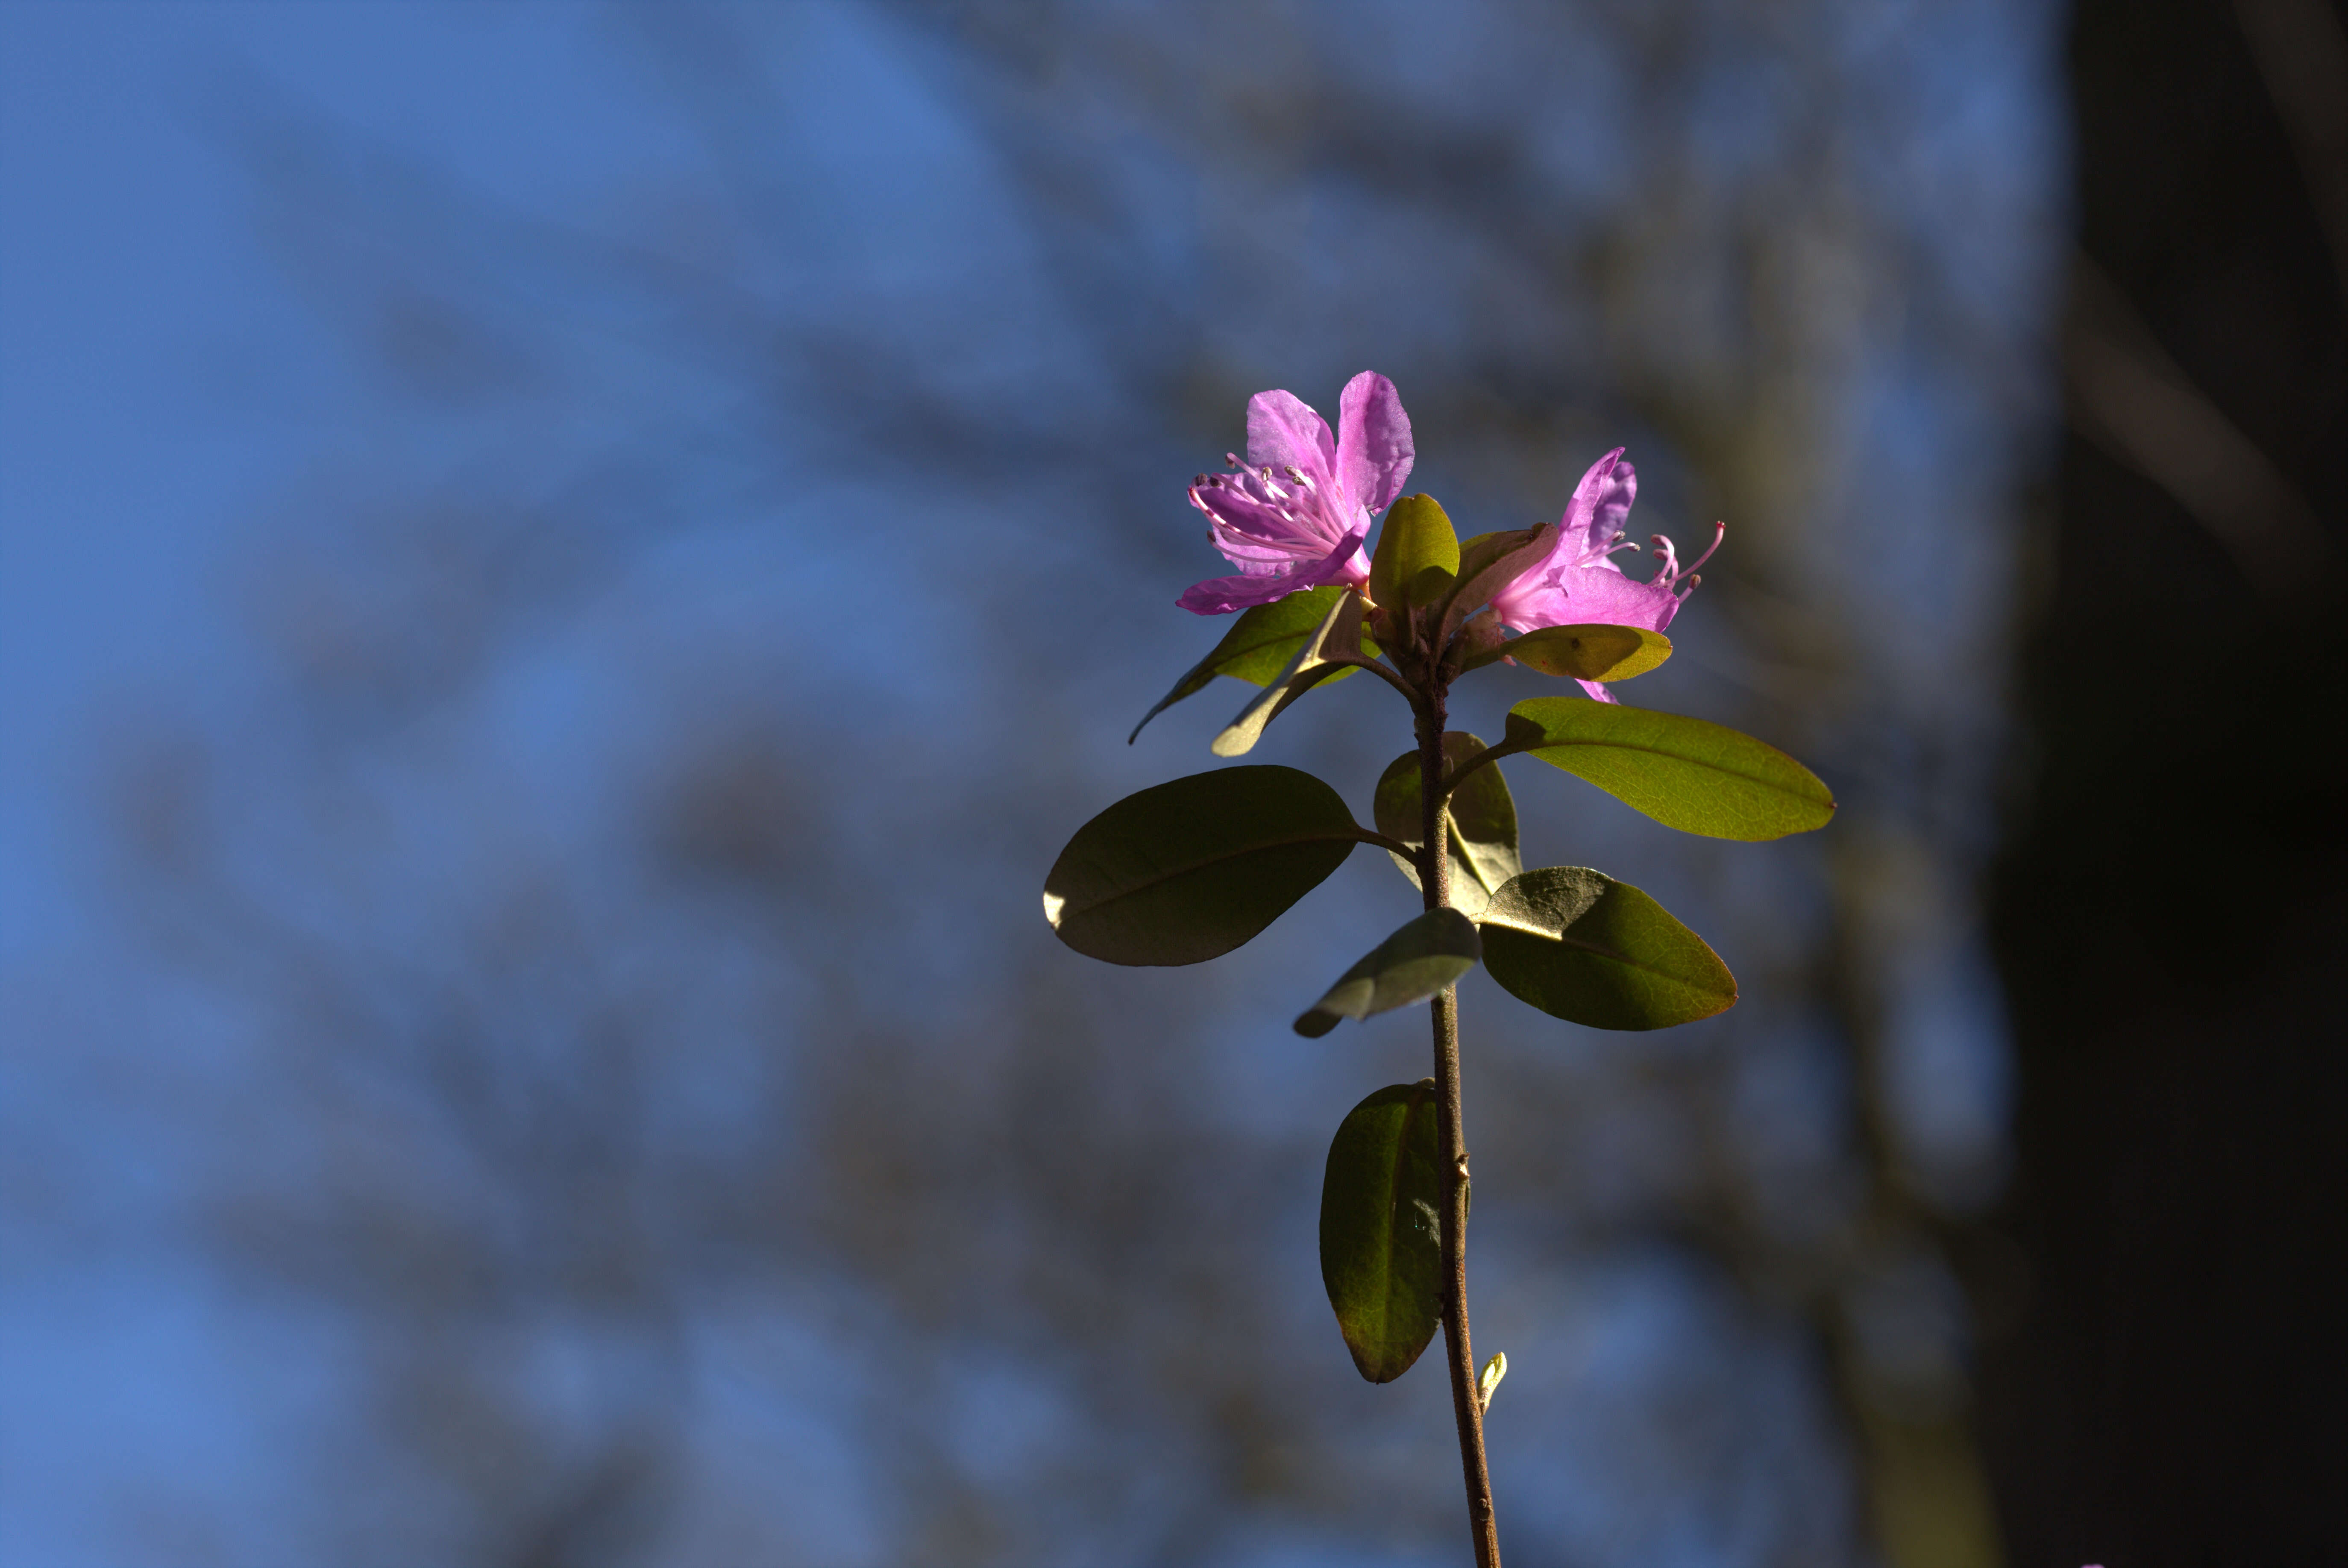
xmin=1372 ymin=733 xmax=1521 ymax=919
xmin=1319 ymin=1080 xmax=1446 ymax=1383
xmin=1433 ymin=523 xmax=1559 ymax=646
xmin=1043 ymin=765 xmax=1361 ymax=965
xmin=1407 ymin=562 xmax=1456 ymax=607
xmin=1494 ymin=624 xmax=1673 ymax=682
xmin=1478 ymin=866 xmax=1737 ymax=1030
xmin=1369 ymin=494 xmax=1460 ymax=610
xmin=1129 ymin=586 xmax=1381 ymax=744
xmin=1499 ymin=697 xmax=1836 ymax=840
xmin=1211 ymin=589 xmax=1366 ymax=758
xmin=1294 ymin=908 xmax=1482 ymax=1037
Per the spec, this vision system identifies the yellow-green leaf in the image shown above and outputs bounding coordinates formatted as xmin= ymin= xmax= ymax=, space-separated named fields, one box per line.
xmin=1369 ymin=493 xmax=1461 ymax=610
xmin=1497 ymin=624 xmax=1673 ymax=682
xmin=1498 ymin=697 xmax=1835 ymax=840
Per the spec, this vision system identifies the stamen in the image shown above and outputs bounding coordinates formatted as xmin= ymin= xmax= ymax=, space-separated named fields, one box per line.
xmin=1682 ymin=521 xmax=1725 ymax=576
xmin=1649 ymin=521 xmax=1726 ymax=587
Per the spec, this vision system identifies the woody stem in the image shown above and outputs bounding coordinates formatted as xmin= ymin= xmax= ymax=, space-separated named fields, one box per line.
xmin=1416 ymin=674 xmax=1500 ymax=1568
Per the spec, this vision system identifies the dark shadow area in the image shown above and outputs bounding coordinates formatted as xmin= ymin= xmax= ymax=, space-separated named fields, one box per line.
xmin=1984 ymin=0 xmax=2348 ymax=1560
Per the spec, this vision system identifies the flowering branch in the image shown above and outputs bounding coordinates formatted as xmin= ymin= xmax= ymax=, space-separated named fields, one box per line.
xmin=1043 ymin=374 xmax=1836 ymax=1564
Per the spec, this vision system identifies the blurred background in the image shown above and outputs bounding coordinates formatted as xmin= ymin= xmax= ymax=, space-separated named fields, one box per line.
xmin=0 ymin=2 xmax=2339 ymax=1565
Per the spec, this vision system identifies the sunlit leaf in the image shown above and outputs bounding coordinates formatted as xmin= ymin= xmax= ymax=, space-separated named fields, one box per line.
xmin=1369 ymin=493 xmax=1460 ymax=611
xmin=1478 ymin=866 xmax=1737 ymax=1030
xmin=1043 ymin=765 xmax=1361 ymax=965
xmin=1128 ymin=586 xmax=1381 ymax=744
xmin=1492 ymin=624 xmax=1672 ymax=682
xmin=1211 ymin=589 xmax=1367 ymax=758
xmin=1372 ymin=733 xmax=1521 ymax=919
xmin=1320 ymin=1080 xmax=1445 ymax=1383
xmin=1294 ymin=908 xmax=1482 ymax=1037
xmin=1495 ymin=697 xmax=1835 ymax=840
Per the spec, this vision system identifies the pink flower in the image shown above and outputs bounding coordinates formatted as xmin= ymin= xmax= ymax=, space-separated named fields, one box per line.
xmin=1177 ymin=372 xmax=1415 ymax=614
xmin=1488 ymin=447 xmax=1721 ymax=702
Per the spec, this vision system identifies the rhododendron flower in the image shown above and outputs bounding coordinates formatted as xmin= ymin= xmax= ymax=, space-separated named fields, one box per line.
xmin=1178 ymin=372 xmax=1415 ymax=614
xmin=1489 ymin=446 xmax=1721 ymax=702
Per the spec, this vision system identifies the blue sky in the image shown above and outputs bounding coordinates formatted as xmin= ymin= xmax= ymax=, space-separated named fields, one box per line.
xmin=1 ymin=8 xmax=734 ymax=1558
xmin=4 ymin=0 xmax=264 ymax=956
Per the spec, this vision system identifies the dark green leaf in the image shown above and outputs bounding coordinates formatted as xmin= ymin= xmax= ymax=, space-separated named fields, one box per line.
xmin=1434 ymin=523 xmax=1559 ymax=646
xmin=1294 ymin=908 xmax=1482 ymax=1037
xmin=1320 ymin=1080 xmax=1445 ymax=1383
xmin=1369 ymin=494 xmax=1460 ymax=610
xmin=1212 ymin=589 xmax=1366 ymax=757
xmin=1500 ymin=697 xmax=1836 ymax=840
xmin=1372 ymin=733 xmax=1521 ymax=919
xmin=1043 ymin=766 xmax=1361 ymax=965
xmin=1129 ymin=586 xmax=1381 ymax=744
xmin=1478 ymin=866 xmax=1737 ymax=1030
xmin=1496 ymin=624 xmax=1673 ymax=682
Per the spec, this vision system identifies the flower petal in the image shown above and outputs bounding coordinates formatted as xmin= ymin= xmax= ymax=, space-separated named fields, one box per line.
xmin=1493 ymin=559 xmax=1682 ymax=635
xmin=1245 ymin=390 xmax=1338 ymax=484
xmin=1336 ymin=371 xmax=1415 ymax=514
xmin=1561 ymin=448 xmax=1635 ymax=559
xmin=1177 ymin=528 xmax=1369 ymax=615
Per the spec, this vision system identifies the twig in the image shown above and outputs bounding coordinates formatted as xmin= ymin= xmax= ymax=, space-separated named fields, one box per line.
xmin=1417 ymin=680 xmax=1501 ymax=1568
